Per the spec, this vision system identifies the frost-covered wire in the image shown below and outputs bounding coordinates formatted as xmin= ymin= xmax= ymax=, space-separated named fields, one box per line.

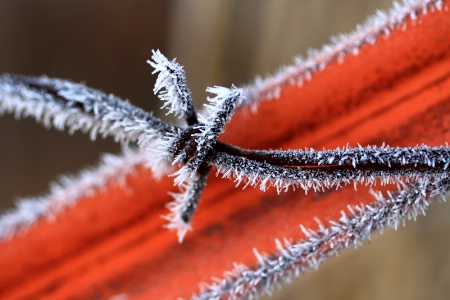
xmin=209 ymin=150 xmax=450 ymax=193
xmin=218 ymin=143 xmax=450 ymax=168
xmin=0 ymin=74 xmax=172 ymax=148
xmin=192 ymin=176 xmax=450 ymax=299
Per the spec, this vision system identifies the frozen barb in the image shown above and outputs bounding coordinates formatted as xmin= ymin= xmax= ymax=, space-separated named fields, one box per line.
xmin=148 ymin=49 xmax=197 ymax=124
xmin=165 ymin=85 xmax=242 ymax=206
xmin=192 ymin=86 xmax=243 ymax=168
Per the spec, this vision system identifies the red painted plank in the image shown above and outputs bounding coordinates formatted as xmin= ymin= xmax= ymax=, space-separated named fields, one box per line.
xmin=1 ymin=2 xmax=450 ymax=299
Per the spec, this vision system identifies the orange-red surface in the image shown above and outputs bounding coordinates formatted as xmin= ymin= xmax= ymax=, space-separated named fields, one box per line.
xmin=1 ymin=4 xmax=450 ymax=300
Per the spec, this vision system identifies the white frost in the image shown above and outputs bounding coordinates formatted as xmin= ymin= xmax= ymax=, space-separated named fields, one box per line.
xmin=0 ymin=148 xmax=147 ymax=240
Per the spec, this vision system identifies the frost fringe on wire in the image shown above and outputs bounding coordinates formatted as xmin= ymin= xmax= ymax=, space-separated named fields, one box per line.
xmin=1 ymin=46 xmax=450 ymax=242
xmin=192 ymin=176 xmax=450 ymax=299
xmin=0 ymin=148 xmax=147 ymax=240
xmin=244 ymin=0 xmax=443 ymax=107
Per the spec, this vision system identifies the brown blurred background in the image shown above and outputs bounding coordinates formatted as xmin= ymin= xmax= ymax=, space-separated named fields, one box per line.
xmin=0 ymin=1 xmax=449 ymax=299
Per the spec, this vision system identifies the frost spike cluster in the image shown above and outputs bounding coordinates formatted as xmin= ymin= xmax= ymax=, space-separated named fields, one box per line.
xmin=189 ymin=85 xmax=243 ymax=173
xmin=148 ymin=49 xmax=197 ymax=124
xmin=170 ymin=86 xmax=243 ymax=185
